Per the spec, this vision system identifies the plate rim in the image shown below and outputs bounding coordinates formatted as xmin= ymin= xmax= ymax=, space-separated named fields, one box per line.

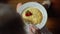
xmin=17 ymin=2 xmax=48 ymax=29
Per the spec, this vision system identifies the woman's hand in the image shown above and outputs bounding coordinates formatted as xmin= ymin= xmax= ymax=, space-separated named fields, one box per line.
xmin=42 ymin=0 xmax=51 ymax=9
xmin=29 ymin=25 xmax=41 ymax=34
xmin=17 ymin=3 xmax=22 ymax=11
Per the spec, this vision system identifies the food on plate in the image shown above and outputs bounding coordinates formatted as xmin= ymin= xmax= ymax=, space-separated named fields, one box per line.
xmin=21 ymin=7 xmax=43 ymax=25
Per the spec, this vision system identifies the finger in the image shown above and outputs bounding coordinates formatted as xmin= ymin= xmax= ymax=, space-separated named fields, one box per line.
xmin=30 ymin=24 xmax=38 ymax=30
xmin=17 ymin=3 xmax=22 ymax=8
xmin=29 ymin=25 xmax=41 ymax=34
xmin=29 ymin=25 xmax=38 ymax=33
xmin=29 ymin=26 xmax=34 ymax=34
xmin=16 ymin=3 xmax=22 ymax=11
xmin=42 ymin=0 xmax=50 ymax=5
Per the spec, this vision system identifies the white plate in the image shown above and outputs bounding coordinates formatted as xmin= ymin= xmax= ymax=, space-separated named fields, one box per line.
xmin=17 ymin=2 xmax=47 ymax=29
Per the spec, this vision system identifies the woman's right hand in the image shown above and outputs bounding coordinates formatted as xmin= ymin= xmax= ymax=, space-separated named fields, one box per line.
xmin=29 ymin=25 xmax=41 ymax=34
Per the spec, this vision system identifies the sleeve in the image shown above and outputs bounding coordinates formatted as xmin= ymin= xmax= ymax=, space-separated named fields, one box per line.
xmin=40 ymin=26 xmax=52 ymax=34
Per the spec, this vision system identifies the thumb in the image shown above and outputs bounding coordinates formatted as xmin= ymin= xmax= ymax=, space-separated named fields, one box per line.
xmin=16 ymin=3 xmax=22 ymax=11
xmin=17 ymin=3 xmax=22 ymax=8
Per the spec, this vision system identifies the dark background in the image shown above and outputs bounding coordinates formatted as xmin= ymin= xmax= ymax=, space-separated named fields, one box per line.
xmin=0 ymin=0 xmax=60 ymax=34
